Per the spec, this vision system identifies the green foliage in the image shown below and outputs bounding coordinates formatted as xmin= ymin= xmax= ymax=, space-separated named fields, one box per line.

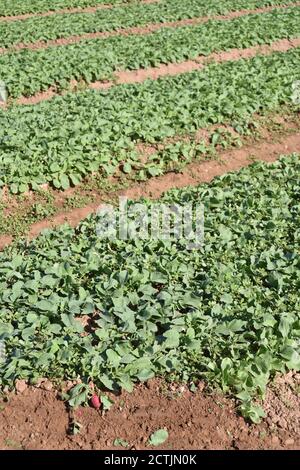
xmin=148 ymin=429 xmax=169 ymax=446
xmin=0 ymin=47 xmax=299 ymax=192
xmin=0 ymin=154 xmax=299 ymax=422
xmin=0 ymin=0 xmax=133 ymax=16
xmin=114 ymin=438 xmax=129 ymax=447
xmin=67 ymin=383 xmax=90 ymax=407
xmin=3 ymin=7 xmax=300 ymax=99
xmin=1 ymin=0 xmax=299 ymax=48
xmin=101 ymin=395 xmax=114 ymax=410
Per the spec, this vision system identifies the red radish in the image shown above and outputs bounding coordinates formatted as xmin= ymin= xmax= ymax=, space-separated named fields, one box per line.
xmin=91 ymin=394 xmax=101 ymax=409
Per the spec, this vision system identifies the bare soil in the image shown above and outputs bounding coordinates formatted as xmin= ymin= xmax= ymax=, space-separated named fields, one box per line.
xmin=0 ymin=374 xmax=299 ymax=450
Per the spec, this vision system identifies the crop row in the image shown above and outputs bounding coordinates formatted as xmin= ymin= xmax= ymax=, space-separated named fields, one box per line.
xmin=1 ymin=47 xmax=300 ymax=192
xmin=0 ymin=47 xmax=299 ymax=194
xmin=0 ymin=0 xmax=134 ymax=17
xmin=3 ymin=7 xmax=300 ymax=99
xmin=1 ymin=153 xmax=299 ymax=421
xmin=1 ymin=0 xmax=299 ymax=48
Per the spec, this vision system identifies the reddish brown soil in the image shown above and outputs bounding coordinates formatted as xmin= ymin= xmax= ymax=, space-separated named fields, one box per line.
xmin=0 ymin=0 xmax=159 ymax=22
xmin=0 ymin=374 xmax=299 ymax=450
xmin=8 ymin=37 xmax=300 ymax=107
xmin=1 ymin=2 xmax=299 ymax=55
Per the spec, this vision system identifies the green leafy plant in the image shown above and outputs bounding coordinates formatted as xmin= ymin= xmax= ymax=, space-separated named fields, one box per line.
xmin=3 ymin=7 xmax=300 ymax=100
xmin=1 ymin=47 xmax=300 ymax=193
xmin=69 ymin=420 xmax=83 ymax=435
xmin=0 ymin=154 xmax=299 ymax=421
xmin=114 ymin=438 xmax=129 ymax=447
xmin=67 ymin=383 xmax=90 ymax=407
xmin=0 ymin=0 xmax=134 ymax=16
xmin=2 ymin=0 xmax=299 ymax=48
xmin=148 ymin=429 xmax=169 ymax=446
xmin=100 ymin=395 xmax=114 ymax=411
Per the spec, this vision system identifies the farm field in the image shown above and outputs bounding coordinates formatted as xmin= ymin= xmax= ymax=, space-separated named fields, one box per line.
xmin=0 ymin=0 xmax=300 ymax=451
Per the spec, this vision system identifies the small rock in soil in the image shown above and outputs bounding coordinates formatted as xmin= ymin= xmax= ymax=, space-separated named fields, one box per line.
xmin=197 ymin=381 xmax=205 ymax=392
xmin=277 ymin=418 xmax=287 ymax=429
xmin=15 ymin=380 xmax=27 ymax=394
xmin=266 ymin=417 xmax=274 ymax=426
xmin=216 ymin=428 xmax=228 ymax=441
xmin=40 ymin=380 xmax=53 ymax=391
xmin=271 ymin=435 xmax=280 ymax=445
xmin=285 ymin=438 xmax=295 ymax=446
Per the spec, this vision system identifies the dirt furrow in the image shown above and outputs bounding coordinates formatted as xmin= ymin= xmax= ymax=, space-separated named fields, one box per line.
xmin=1 ymin=373 xmax=299 ymax=450
xmin=0 ymin=0 xmax=159 ymax=22
xmin=1 ymin=128 xmax=299 ymax=251
xmin=9 ymin=37 xmax=300 ymax=107
xmin=1 ymin=2 xmax=300 ymax=55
